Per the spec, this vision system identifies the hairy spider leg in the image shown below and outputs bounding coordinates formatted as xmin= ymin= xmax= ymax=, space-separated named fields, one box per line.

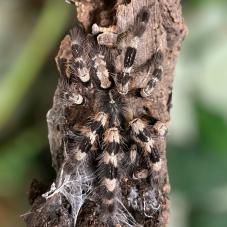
xmin=141 ymin=50 xmax=164 ymax=97
xmin=70 ymin=27 xmax=91 ymax=83
xmin=91 ymin=53 xmax=112 ymax=89
xmin=129 ymin=118 xmax=160 ymax=163
xmin=116 ymin=7 xmax=151 ymax=95
xmin=101 ymin=127 xmax=120 ymax=213
xmin=116 ymin=38 xmax=138 ymax=95
xmin=59 ymin=81 xmax=85 ymax=106
xmin=73 ymin=112 xmax=108 ymax=161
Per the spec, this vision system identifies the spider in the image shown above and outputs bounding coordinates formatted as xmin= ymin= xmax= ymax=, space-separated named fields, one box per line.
xmin=53 ymin=5 xmax=168 ymax=225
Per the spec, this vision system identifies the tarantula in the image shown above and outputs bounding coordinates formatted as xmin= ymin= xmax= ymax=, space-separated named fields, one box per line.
xmin=47 ymin=5 xmax=168 ymax=226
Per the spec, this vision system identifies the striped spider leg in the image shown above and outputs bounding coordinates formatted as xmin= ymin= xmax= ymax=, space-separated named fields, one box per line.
xmin=115 ymin=36 xmax=138 ymax=95
xmin=115 ymin=6 xmax=151 ymax=95
xmin=129 ymin=118 xmax=161 ymax=167
xmin=68 ymin=112 xmax=108 ymax=162
xmin=141 ymin=49 xmax=164 ymax=97
xmin=140 ymin=0 xmax=166 ymax=98
xmin=90 ymin=46 xmax=113 ymax=90
xmin=55 ymin=48 xmax=87 ymax=111
xmin=129 ymin=118 xmax=169 ymax=173
xmin=69 ymin=26 xmax=91 ymax=83
xmin=71 ymin=26 xmax=114 ymax=90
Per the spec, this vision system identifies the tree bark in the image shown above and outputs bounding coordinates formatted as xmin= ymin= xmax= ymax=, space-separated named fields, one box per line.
xmin=23 ymin=0 xmax=187 ymax=226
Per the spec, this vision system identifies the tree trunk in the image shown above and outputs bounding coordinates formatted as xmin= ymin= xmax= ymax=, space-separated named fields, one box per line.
xmin=23 ymin=0 xmax=187 ymax=226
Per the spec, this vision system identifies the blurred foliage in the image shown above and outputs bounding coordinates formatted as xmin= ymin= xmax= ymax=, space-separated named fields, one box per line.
xmin=0 ymin=0 xmax=71 ymax=130
xmin=0 ymin=0 xmax=226 ymax=227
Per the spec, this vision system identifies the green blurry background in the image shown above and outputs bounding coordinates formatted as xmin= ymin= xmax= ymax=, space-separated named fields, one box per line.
xmin=0 ymin=0 xmax=226 ymax=226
